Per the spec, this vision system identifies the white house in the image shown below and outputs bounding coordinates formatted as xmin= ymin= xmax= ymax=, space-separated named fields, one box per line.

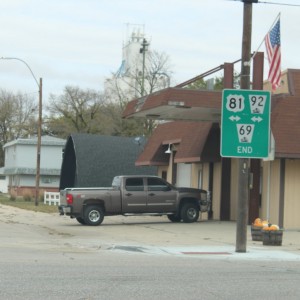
xmin=3 ymin=135 xmax=65 ymax=197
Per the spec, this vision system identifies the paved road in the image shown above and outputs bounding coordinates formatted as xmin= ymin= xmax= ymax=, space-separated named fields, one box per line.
xmin=1 ymin=204 xmax=300 ymax=300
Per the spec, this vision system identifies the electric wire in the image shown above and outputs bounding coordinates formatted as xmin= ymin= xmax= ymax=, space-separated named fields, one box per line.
xmin=227 ymin=0 xmax=300 ymax=7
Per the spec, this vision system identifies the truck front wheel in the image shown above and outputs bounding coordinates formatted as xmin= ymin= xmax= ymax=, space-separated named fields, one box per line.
xmin=180 ymin=203 xmax=199 ymax=223
xmin=84 ymin=206 xmax=104 ymax=226
xmin=167 ymin=214 xmax=182 ymax=222
xmin=76 ymin=217 xmax=86 ymax=225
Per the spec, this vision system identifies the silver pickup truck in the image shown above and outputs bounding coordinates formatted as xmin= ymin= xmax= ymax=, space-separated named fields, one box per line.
xmin=59 ymin=175 xmax=210 ymax=226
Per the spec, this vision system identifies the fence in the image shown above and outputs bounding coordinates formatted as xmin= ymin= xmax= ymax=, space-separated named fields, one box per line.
xmin=44 ymin=191 xmax=60 ymax=206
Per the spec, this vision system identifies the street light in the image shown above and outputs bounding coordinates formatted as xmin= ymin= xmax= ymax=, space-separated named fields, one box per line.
xmin=0 ymin=57 xmax=42 ymax=206
xmin=154 ymin=72 xmax=171 ymax=88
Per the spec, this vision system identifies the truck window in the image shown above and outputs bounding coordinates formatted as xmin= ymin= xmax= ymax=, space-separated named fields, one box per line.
xmin=147 ymin=178 xmax=170 ymax=191
xmin=125 ymin=178 xmax=144 ymax=191
xmin=112 ymin=176 xmax=121 ymax=189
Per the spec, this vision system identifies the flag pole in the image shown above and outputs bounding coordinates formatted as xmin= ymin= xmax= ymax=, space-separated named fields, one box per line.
xmin=252 ymin=12 xmax=281 ymax=60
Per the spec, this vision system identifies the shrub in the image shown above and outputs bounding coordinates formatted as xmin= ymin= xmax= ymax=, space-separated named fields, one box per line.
xmin=39 ymin=194 xmax=44 ymax=202
xmin=23 ymin=194 xmax=32 ymax=202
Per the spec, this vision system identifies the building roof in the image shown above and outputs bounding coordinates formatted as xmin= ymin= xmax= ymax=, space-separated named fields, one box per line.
xmin=136 ymin=121 xmax=221 ymax=166
xmin=266 ymin=69 xmax=300 ymax=158
xmin=272 ymin=94 xmax=300 ymax=158
xmin=3 ymin=135 xmax=65 ymax=148
xmin=123 ymin=88 xmax=222 ymax=122
xmin=59 ymin=133 xmax=156 ymax=189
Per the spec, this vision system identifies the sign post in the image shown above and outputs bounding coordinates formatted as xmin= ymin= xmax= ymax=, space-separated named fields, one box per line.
xmin=221 ymin=89 xmax=271 ymax=159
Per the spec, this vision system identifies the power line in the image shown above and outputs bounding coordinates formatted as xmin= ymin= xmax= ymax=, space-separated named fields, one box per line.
xmin=259 ymin=1 xmax=300 ymax=6
xmin=228 ymin=0 xmax=300 ymax=7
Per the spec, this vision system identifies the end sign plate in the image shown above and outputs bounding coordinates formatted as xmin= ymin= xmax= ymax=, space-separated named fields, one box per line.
xmin=221 ymin=89 xmax=271 ymax=158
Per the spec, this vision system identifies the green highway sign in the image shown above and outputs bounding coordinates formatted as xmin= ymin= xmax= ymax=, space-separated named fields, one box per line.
xmin=221 ymin=89 xmax=271 ymax=158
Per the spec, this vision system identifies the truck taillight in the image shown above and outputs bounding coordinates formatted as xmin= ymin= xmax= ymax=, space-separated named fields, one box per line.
xmin=66 ymin=194 xmax=73 ymax=204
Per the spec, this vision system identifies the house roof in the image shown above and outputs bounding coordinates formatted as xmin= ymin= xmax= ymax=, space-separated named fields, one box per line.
xmin=59 ymin=133 xmax=156 ymax=189
xmin=136 ymin=121 xmax=221 ymax=166
xmin=3 ymin=135 xmax=65 ymax=148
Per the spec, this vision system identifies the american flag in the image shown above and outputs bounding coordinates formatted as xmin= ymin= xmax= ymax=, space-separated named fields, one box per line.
xmin=265 ymin=19 xmax=281 ymax=90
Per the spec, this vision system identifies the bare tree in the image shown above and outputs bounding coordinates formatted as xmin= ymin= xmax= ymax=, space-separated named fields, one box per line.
xmin=0 ymin=90 xmax=36 ymax=165
xmin=104 ymin=49 xmax=172 ymax=136
xmin=46 ymin=86 xmax=106 ymax=137
xmin=121 ymin=50 xmax=172 ymax=97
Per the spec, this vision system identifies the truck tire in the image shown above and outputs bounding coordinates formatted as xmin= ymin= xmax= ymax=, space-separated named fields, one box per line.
xmin=180 ymin=203 xmax=199 ymax=223
xmin=76 ymin=217 xmax=86 ymax=225
xmin=84 ymin=205 xmax=104 ymax=226
xmin=167 ymin=214 xmax=182 ymax=222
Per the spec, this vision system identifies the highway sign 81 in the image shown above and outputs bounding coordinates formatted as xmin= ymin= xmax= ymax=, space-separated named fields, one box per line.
xmin=221 ymin=89 xmax=271 ymax=158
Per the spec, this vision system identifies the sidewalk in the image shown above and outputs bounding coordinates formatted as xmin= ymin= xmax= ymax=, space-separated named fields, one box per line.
xmin=103 ymin=218 xmax=300 ymax=260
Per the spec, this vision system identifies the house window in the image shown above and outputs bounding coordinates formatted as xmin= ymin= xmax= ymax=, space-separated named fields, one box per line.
xmin=42 ymin=177 xmax=54 ymax=184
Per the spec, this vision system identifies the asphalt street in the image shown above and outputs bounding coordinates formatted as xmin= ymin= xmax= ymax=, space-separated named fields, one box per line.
xmin=1 ymin=204 xmax=300 ymax=300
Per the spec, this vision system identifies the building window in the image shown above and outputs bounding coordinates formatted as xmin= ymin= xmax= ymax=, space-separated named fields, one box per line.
xmin=42 ymin=177 xmax=53 ymax=184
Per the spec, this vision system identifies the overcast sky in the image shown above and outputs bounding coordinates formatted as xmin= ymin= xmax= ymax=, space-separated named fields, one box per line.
xmin=0 ymin=0 xmax=299 ymax=103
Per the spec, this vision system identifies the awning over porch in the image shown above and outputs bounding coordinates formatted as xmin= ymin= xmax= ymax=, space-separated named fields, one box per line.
xmin=135 ymin=121 xmax=221 ymax=166
xmin=123 ymin=88 xmax=222 ymax=122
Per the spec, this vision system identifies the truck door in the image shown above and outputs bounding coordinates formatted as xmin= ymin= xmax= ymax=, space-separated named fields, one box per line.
xmin=122 ymin=177 xmax=147 ymax=213
xmin=146 ymin=177 xmax=177 ymax=213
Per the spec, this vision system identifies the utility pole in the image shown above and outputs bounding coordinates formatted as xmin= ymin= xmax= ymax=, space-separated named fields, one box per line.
xmin=236 ymin=0 xmax=255 ymax=252
xmin=140 ymin=38 xmax=149 ymax=96
xmin=35 ymin=78 xmax=42 ymax=206
xmin=0 ymin=57 xmax=42 ymax=207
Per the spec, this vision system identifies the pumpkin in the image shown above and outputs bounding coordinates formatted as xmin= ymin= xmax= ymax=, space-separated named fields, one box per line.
xmin=269 ymin=224 xmax=279 ymax=231
xmin=253 ymin=218 xmax=263 ymax=227
xmin=262 ymin=224 xmax=280 ymax=231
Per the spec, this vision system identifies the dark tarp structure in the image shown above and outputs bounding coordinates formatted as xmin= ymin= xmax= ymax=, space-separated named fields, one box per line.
xmin=59 ymin=133 xmax=157 ymax=189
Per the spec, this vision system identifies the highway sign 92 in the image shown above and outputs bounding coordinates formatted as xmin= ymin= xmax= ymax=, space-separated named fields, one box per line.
xmin=220 ymin=89 xmax=271 ymax=158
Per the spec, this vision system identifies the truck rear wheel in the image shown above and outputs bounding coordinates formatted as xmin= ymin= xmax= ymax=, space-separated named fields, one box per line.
xmin=84 ymin=206 xmax=104 ymax=226
xmin=167 ymin=214 xmax=182 ymax=222
xmin=181 ymin=203 xmax=199 ymax=223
